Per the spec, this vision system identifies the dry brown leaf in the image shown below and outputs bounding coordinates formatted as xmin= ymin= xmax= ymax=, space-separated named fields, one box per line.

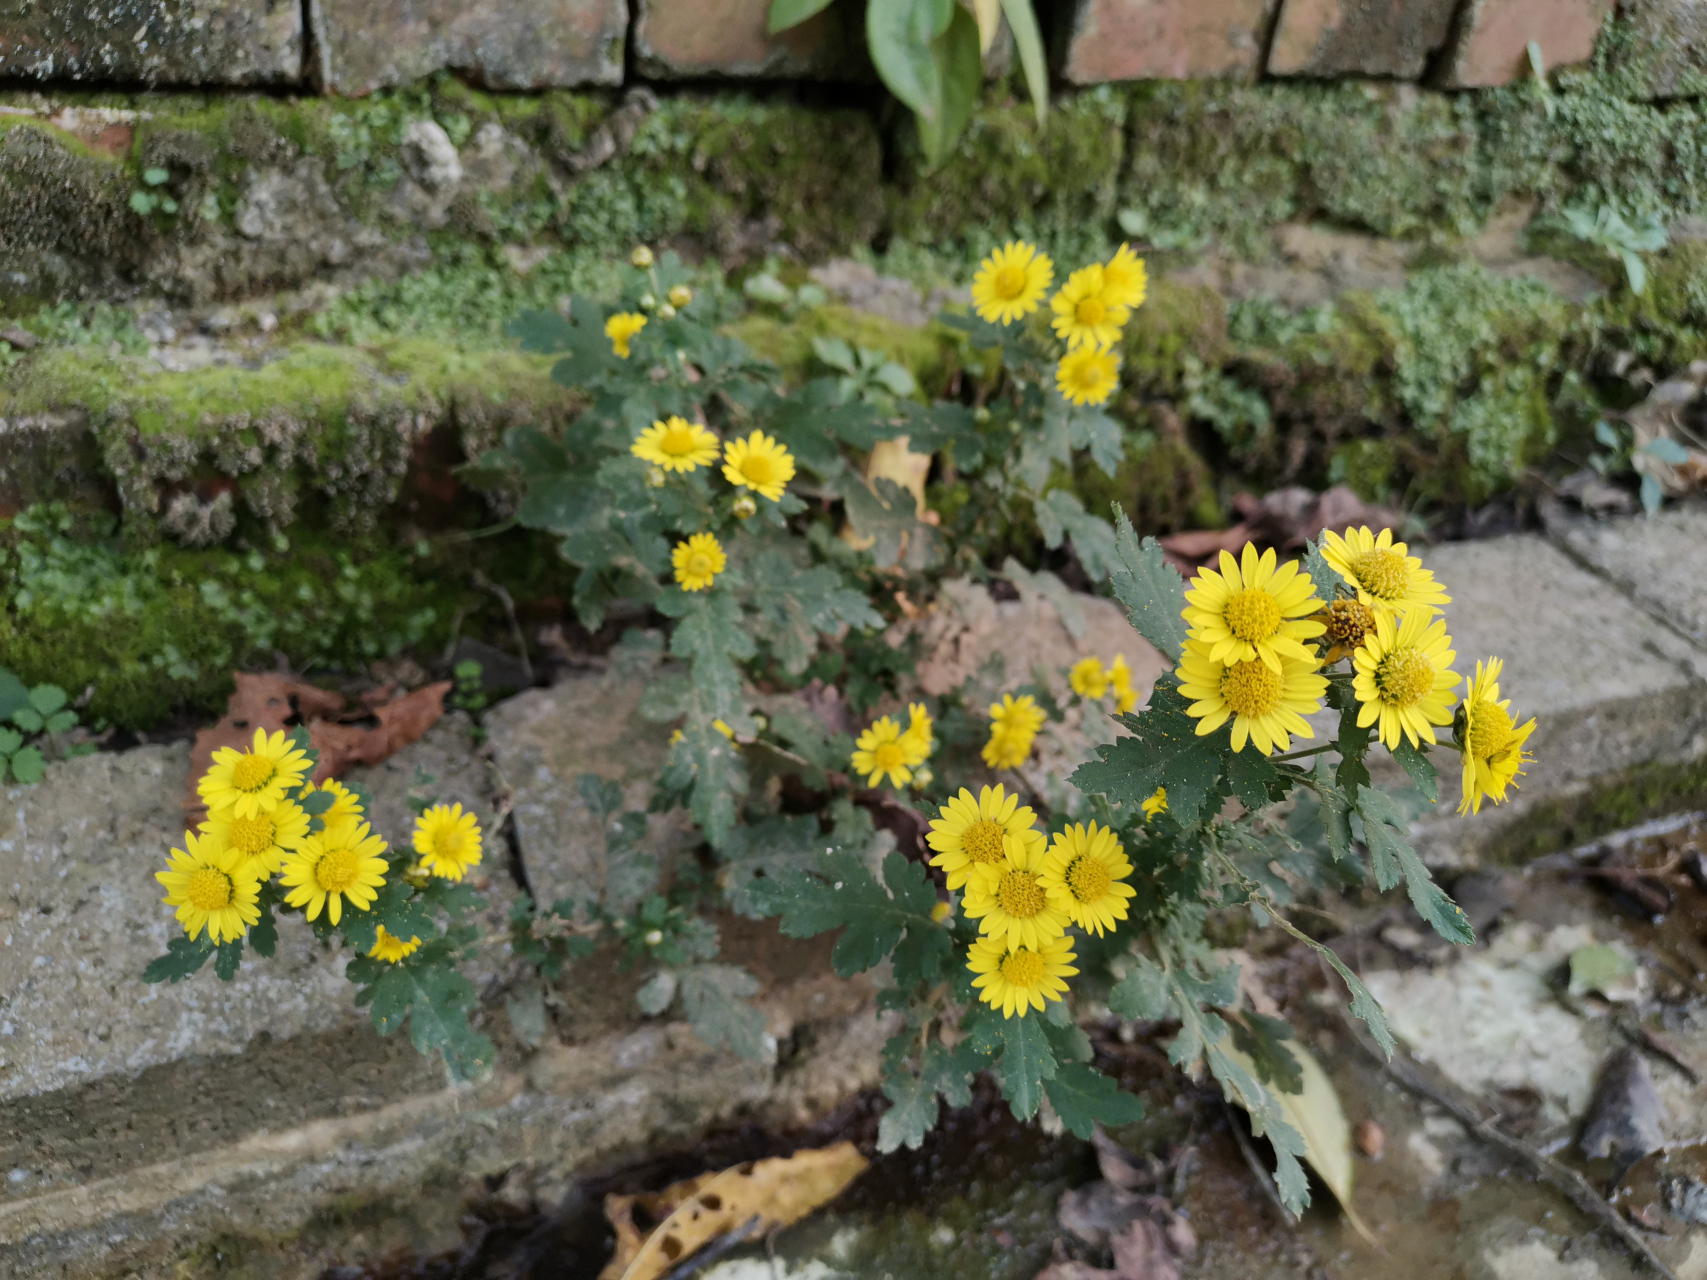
xmin=598 ymin=1142 xmax=868 ymax=1280
xmin=185 ymin=676 xmax=450 ymax=814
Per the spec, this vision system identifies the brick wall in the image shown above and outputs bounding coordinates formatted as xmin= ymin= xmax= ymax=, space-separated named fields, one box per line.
xmin=0 ymin=0 xmax=1692 ymax=97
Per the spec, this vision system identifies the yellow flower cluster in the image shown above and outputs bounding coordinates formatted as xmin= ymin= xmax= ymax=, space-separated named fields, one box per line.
xmin=156 ymin=730 xmax=485 ymax=961
xmin=928 ymin=785 xmax=1134 ymax=1019
xmin=850 ymin=704 xmax=934 ymax=789
xmin=983 ymin=693 xmax=1046 ymax=769
xmin=969 ymin=241 xmax=1147 ymax=408
xmin=1068 ymin=653 xmax=1140 ymax=714
xmin=1174 ymin=528 xmax=1535 ymax=814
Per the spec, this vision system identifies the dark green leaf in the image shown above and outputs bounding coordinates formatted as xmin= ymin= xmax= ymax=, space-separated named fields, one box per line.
xmin=1108 ymin=955 xmax=1170 ymax=1021
xmin=1357 ymin=790 xmax=1474 ymax=946
xmin=678 ymin=964 xmax=767 ymax=1059
xmin=358 ymin=954 xmax=494 ymax=1080
xmin=867 ymin=0 xmax=944 ymax=119
xmin=1070 ymin=678 xmax=1224 ymax=825
xmin=984 ymin=1011 xmax=1057 ymax=1120
xmin=997 ymin=0 xmax=1048 ymax=124
xmin=27 ymin=684 xmax=66 ymax=716
xmin=8 ymin=746 xmax=44 ymax=783
xmin=1231 ymin=1013 xmax=1302 ymax=1095
xmin=1224 ymin=750 xmax=1278 ymax=811
xmin=250 ymin=902 xmax=278 ymax=958
xmin=878 ymin=1067 xmax=939 ymax=1153
xmin=914 ymin=6 xmax=981 ymax=166
xmin=214 ymin=938 xmax=244 ymax=981
xmin=1316 ymin=759 xmax=1356 ymax=863
xmin=143 ymin=934 xmax=214 ymax=983
xmin=10 ymin=708 xmax=41 ymax=733
xmin=0 ymin=668 xmax=29 ymax=720
xmin=1044 ymin=1064 xmax=1145 ymax=1139
xmin=720 ymin=814 xmax=823 ymax=917
xmin=1301 ymin=536 xmax=1341 ymax=602
xmin=1108 ymin=510 xmax=1190 ymax=662
xmin=1391 ymin=739 xmax=1439 ymax=804
xmin=769 ymin=0 xmax=836 ymax=31
xmin=577 ymin=772 xmax=624 ymax=819
xmin=749 ymin=850 xmax=946 ymax=982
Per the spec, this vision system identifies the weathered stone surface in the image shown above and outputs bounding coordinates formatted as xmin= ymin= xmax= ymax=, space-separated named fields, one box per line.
xmin=0 ymin=713 xmax=500 ymax=1103
xmin=1267 ymin=0 xmax=1458 ymax=78
xmin=1410 ymin=535 xmax=1707 ymax=861
xmin=0 ymin=1 xmax=301 ymax=85
xmin=485 ymin=667 xmax=695 ymax=911
xmin=1543 ymin=501 xmax=1707 ymax=648
xmin=1604 ymin=0 xmax=1707 ymax=98
xmin=1438 ymin=0 xmax=1613 ymax=87
xmin=634 ymin=0 xmax=864 ymax=78
xmin=1061 ymin=0 xmax=1276 ymax=83
xmin=312 ymin=0 xmax=626 ymax=94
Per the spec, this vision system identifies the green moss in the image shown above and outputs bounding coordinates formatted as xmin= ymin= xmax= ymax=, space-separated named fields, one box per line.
xmin=1594 ymin=239 xmax=1707 ymax=370
xmin=888 ymin=86 xmax=1127 ymax=263
xmin=1119 ymin=279 xmax=1228 ymax=395
xmin=1068 ymin=426 xmax=1221 ymax=535
xmin=1480 ymin=755 xmax=1707 ymax=866
xmin=0 ymin=506 xmax=462 ymax=728
xmin=728 ymin=304 xmax=966 ymax=394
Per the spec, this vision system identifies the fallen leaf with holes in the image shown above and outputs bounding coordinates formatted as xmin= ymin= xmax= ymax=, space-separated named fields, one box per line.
xmin=186 ymin=675 xmax=449 ymax=814
xmin=598 ymin=1142 xmax=868 ymax=1280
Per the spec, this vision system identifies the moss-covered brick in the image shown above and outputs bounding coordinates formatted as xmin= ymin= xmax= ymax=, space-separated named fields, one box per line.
xmin=887 ymin=86 xmax=1127 ymax=260
xmin=727 ymin=304 xmax=965 ymax=395
xmin=1120 ymin=279 xmax=1228 ymax=396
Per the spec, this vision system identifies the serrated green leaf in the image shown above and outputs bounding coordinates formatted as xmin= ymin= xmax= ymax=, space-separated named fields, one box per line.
xmin=878 ymin=1067 xmax=940 ymax=1153
xmin=214 ymin=938 xmax=243 ymax=981
xmin=745 ymin=550 xmax=883 ymax=675
xmin=1231 ymin=1012 xmax=1302 ymax=1095
xmin=1070 ymin=678 xmax=1224 ymax=825
xmin=1045 ymin=1064 xmax=1145 ymax=1139
xmin=1391 ymin=739 xmax=1439 ymax=804
xmin=1224 ymin=750 xmax=1277 ymax=810
xmin=1210 ymin=1041 xmax=1313 ymax=1215
xmin=991 ymin=1012 xmax=1057 ymax=1119
xmin=720 ymin=814 xmax=823 ymax=917
xmin=750 ymin=850 xmax=947 ymax=983
xmin=665 ymin=590 xmax=756 ymax=723
xmin=843 ymin=476 xmax=938 ymax=569
xmin=142 ymin=934 xmax=214 ymax=983
xmin=1316 ymin=759 xmax=1356 ymax=863
xmin=1301 ymin=536 xmax=1341 ymax=602
xmin=1034 ymin=490 xmax=1120 ymax=582
xmin=1108 ymin=955 xmax=1170 ymax=1021
xmin=679 ymin=964 xmax=767 ymax=1059
xmin=1356 ymin=790 xmax=1474 ymax=946
xmin=1108 ymin=510 xmax=1190 ymax=662
xmin=1040 ymin=1015 xmax=1093 ymax=1064
xmin=250 ymin=902 xmax=278 ymax=958
xmin=358 ymin=954 xmax=494 ymax=1080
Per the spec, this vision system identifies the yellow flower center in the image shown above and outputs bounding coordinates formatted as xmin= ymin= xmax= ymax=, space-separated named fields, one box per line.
xmin=1375 ymin=647 xmax=1435 ymax=708
xmin=1000 ymin=948 xmax=1045 ymax=988
xmin=227 ymin=814 xmax=276 ymax=856
xmin=661 ymin=426 xmax=698 ymax=456
xmin=1068 ymin=363 xmax=1102 ymax=391
xmin=686 ymin=551 xmax=715 ymax=579
xmin=1074 ymin=296 xmax=1106 ymax=326
xmin=872 ymin=741 xmax=906 ymax=773
xmin=1351 ymin=547 xmax=1411 ymax=601
xmin=1064 ymin=854 xmax=1112 ymax=903
xmin=963 ymin=819 xmax=1007 ymax=864
xmin=996 ymin=869 xmax=1048 ymax=919
xmin=1323 ymin=599 xmax=1375 ymax=649
xmin=1220 ymin=659 xmax=1283 ymax=718
xmin=1224 ymin=588 xmax=1282 ymax=643
xmin=315 ymin=846 xmax=360 ymax=894
xmin=993 ymin=265 xmax=1027 ymax=299
xmin=231 ymin=754 xmax=275 ymax=793
xmin=1467 ymin=700 xmax=1514 ymax=759
xmin=740 ymin=454 xmax=776 ymax=485
xmin=186 ymin=867 xmax=234 ymax=911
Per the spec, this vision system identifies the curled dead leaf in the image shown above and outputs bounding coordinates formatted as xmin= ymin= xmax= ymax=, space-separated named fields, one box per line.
xmin=598 ymin=1142 xmax=868 ymax=1280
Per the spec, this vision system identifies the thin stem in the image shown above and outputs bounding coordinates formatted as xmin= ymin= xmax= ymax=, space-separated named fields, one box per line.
xmin=1269 ymin=742 xmax=1337 ymax=763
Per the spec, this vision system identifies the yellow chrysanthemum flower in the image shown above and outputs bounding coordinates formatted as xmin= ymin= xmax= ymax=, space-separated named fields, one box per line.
xmin=1184 ymin=544 xmax=1326 ymax=673
xmin=963 ymin=831 xmax=1075 ymax=952
xmin=1107 ymin=654 xmax=1138 ymax=714
xmin=1352 ymin=608 xmax=1460 ymax=750
xmin=1056 ymin=346 xmax=1120 ymax=406
xmin=156 ymin=830 xmax=262 ymax=944
xmin=605 ymin=311 xmax=647 ymax=358
xmin=1141 ymin=786 xmax=1168 ymax=819
xmin=198 ymin=727 xmax=312 ymax=820
xmin=926 ymin=784 xmax=1045 ymax=891
xmin=1102 ymin=243 xmax=1148 ymax=310
xmin=281 ymin=819 xmax=389 ymax=924
xmin=714 ymin=718 xmax=736 ymax=739
xmin=1321 ymin=525 xmax=1450 ymax=616
xmin=851 ymin=715 xmax=918 ymax=789
xmin=301 ymin=777 xmax=364 ymax=828
xmin=903 ymin=701 xmax=934 ymax=752
xmin=1177 ymin=639 xmax=1329 ymax=755
xmin=672 ymin=532 xmax=726 ymax=592
xmin=1314 ymin=597 xmax=1378 ymax=664
xmin=722 ymin=430 xmax=796 ymax=502
xmin=368 ymin=925 xmax=423 ymax=964
xmin=1069 ymin=656 xmax=1110 ymax=699
xmin=413 ymin=803 xmax=484 ymax=881
xmin=1455 ymin=657 xmax=1537 ymax=816
xmin=968 ymin=933 xmax=1077 ymax=1019
xmin=1050 ymin=263 xmax=1130 ymax=350
xmin=1037 ymin=821 xmax=1135 ymax=937
xmin=971 ymin=240 xmax=1054 ymax=325
xmin=200 ymin=797 xmax=310 ymax=877
xmin=982 ymin=693 xmax=1046 ymax=769
xmin=632 ymin=416 xmax=720 ymax=473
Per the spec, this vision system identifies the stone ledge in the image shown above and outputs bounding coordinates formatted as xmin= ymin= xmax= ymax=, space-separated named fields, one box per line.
xmin=0 ymin=2 xmax=302 ymax=86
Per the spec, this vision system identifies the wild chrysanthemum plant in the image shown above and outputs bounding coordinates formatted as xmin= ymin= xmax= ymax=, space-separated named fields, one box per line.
xmin=144 ymin=728 xmax=496 ymax=1080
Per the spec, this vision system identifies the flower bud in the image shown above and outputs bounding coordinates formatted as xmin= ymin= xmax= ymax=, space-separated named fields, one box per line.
xmin=631 ymin=246 xmax=655 ymax=268
xmin=732 ymin=494 xmax=758 ymax=519
xmin=668 ymin=284 xmax=693 ymax=308
xmin=646 ymin=466 xmax=668 ymax=488
xmin=639 ymin=293 xmax=656 ymax=310
xmin=929 ymin=900 xmax=952 ymax=923
xmin=912 ymin=766 xmax=933 ymax=789
xmin=973 ymin=406 xmax=991 ymax=424
xmin=656 ymin=303 xmax=677 ymax=320
xmin=644 ymin=928 xmax=664 ymax=947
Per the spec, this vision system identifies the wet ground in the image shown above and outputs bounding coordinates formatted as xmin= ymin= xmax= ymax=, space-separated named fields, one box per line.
xmin=327 ymin=811 xmax=1707 ymax=1280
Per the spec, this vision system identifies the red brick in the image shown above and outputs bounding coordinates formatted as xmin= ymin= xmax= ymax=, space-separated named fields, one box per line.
xmin=1439 ymin=0 xmax=1613 ymax=87
xmin=633 ymin=0 xmax=867 ymax=78
xmin=1268 ymin=0 xmax=1458 ymax=79
xmin=1062 ymin=0 xmax=1276 ymax=83
xmin=314 ymin=0 xmax=626 ymax=95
